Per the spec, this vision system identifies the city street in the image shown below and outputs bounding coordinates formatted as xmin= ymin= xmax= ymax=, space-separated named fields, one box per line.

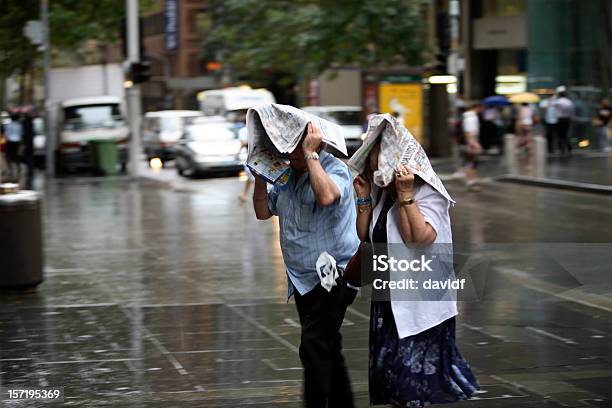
xmin=2 ymin=172 xmax=612 ymax=407
xmin=2 ymin=0 xmax=611 ymax=406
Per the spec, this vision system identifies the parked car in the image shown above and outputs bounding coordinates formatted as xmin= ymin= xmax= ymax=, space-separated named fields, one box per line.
xmin=142 ymin=110 xmax=203 ymax=164
xmin=174 ymin=117 xmax=245 ymax=177
xmin=301 ymin=106 xmax=364 ymax=156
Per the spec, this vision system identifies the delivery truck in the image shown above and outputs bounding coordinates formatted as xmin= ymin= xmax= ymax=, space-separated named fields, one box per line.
xmin=48 ymin=63 xmax=128 ymax=173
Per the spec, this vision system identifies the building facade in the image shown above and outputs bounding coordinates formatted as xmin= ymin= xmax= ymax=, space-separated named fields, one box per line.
xmin=141 ymin=0 xmax=218 ymax=111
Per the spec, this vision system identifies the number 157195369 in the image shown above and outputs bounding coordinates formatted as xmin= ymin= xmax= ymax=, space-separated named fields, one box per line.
xmin=3 ymin=387 xmax=64 ymax=401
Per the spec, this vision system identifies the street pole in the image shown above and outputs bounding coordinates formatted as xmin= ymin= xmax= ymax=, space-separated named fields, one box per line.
xmin=41 ymin=0 xmax=54 ymax=177
xmin=126 ymin=0 xmax=142 ymax=178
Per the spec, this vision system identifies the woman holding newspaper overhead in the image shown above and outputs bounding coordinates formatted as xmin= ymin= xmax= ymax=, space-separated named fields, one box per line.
xmin=350 ymin=114 xmax=479 ymax=407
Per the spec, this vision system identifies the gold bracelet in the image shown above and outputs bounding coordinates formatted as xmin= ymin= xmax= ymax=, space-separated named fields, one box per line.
xmin=399 ymin=197 xmax=416 ymax=207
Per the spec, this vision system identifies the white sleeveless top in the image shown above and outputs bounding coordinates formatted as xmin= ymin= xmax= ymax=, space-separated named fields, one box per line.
xmin=369 ymin=183 xmax=458 ymax=338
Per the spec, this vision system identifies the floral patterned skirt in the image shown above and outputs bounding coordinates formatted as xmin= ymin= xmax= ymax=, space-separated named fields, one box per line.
xmin=369 ymin=301 xmax=480 ymax=407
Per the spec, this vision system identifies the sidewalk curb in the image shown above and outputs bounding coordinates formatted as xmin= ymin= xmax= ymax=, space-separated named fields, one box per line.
xmin=139 ymin=173 xmax=206 ymax=194
xmin=494 ymin=175 xmax=612 ymax=195
xmin=138 ymin=174 xmax=172 ymax=188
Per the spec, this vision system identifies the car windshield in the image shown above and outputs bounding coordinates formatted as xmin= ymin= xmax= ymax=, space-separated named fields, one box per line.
xmin=64 ymin=104 xmax=122 ymax=130
xmin=319 ymin=110 xmax=362 ymax=126
xmin=160 ymin=117 xmax=183 ymax=132
xmin=187 ymin=123 xmax=235 ymax=142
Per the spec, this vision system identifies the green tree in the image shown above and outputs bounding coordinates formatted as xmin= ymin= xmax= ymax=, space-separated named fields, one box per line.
xmin=203 ymin=0 xmax=431 ymax=82
xmin=0 ymin=1 xmax=40 ymax=80
xmin=0 ymin=0 xmax=151 ymax=104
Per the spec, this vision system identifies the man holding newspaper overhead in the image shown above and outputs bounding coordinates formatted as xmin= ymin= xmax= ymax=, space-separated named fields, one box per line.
xmin=249 ymin=104 xmax=360 ymax=408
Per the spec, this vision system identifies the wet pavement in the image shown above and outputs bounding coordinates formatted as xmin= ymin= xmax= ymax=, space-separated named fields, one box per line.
xmin=432 ymin=151 xmax=612 ymax=188
xmin=2 ymin=171 xmax=612 ymax=407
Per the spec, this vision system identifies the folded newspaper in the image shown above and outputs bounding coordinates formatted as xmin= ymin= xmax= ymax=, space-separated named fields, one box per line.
xmin=347 ymin=113 xmax=454 ymax=203
xmin=246 ymin=104 xmax=348 ymax=184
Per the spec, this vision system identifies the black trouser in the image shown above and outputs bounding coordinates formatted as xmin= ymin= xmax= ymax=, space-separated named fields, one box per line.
xmin=294 ymin=281 xmax=357 ymax=408
xmin=557 ymin=118 xmax=572 ymax=154
xmin=545 ymin=123 xmax=557 ymax=153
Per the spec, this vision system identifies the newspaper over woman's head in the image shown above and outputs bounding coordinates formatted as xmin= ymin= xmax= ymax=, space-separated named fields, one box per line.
xmin=347 ymin=113 xmax=455 ymax=204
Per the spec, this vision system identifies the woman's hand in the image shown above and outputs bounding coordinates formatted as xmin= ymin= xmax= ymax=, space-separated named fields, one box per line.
xmin=353 ymin=174 xmax=371 ymax=198
xmin=394 ymin=164 xmax=415 ymax=197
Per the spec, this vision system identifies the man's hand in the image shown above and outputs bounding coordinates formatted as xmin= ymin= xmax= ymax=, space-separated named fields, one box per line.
xmin=353 ymin=174 xmax=371 ymax=198
xmin=395 ymin=164 xmax=415 ymax=198
xmin=253 ymin=177 xmax=272 ymax=220
xmin=302 ymin=122 xmax=323 ymax=155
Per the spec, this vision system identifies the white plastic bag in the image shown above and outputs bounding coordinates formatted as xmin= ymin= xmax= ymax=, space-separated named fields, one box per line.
xmin=316 ymin=252 xmax=339 ymax=292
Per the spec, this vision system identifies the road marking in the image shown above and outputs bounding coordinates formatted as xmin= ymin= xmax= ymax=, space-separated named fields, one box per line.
xmin=146 ymin=335 xmax=189 ymax=375
xmin=0 ymin=358 xmax=32 ymax=362
xmin=19 ymin=303 xmax=119 ymax=309
xmin=36 ymin=358 xmax=141 ymax=365
xmin=461 ymin=323 xmax=511 ymax=343
xmin=131 ymin=301 xmax=223 ymax=308
xmin=346 ymin=307 xmax=369 ymax=321
xmin=261 ymin=358 xmax=302 ymax=371
xmin=228 ymin=305 xmax=299 ymax=354
xmin=525 ymin=326 xmax=578 ymax=345
xmin=283 ymin=318 xmax=301 ymax=328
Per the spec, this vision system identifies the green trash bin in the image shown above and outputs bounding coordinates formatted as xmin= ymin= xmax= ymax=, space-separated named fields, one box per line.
xmin=90 ymin=139 xmax=118 ymax=176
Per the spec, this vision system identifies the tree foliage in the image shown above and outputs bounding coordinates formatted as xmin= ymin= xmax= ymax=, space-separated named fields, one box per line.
xmin=0 ymin=0 xmax=152 ymax=78
xmin=203 ymin=0 xmax=431 ymax=81
xmin=0 ymin=0 xmax=40 ymax=77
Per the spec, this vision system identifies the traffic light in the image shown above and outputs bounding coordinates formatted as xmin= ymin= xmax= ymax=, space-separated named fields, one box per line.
xmin=130 ymin=61 xmax=151 ymax=84
xmin=434 ymin=11 xmax=450 ymax=74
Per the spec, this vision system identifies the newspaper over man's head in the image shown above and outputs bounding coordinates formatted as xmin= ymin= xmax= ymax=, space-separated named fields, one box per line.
xmin=246 ymin=104 xmax=348 ymax=157
xmin=347 ymin=113 xmax=455 ymax=203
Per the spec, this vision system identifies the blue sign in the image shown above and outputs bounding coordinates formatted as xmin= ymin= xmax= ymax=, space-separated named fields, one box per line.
xmin=165 ymin=0 xmax=179 ymax=51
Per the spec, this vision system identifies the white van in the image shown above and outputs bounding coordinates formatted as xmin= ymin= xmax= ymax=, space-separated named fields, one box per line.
xmin=301 ymin=106 xmax=364 ymax=156
xmin=57 ymin=96 xmax=128 ymax=173
xmin=198 ymin=87 xmax=275 ymax=117
xmin=142 ymin=110 xmax=203 ymax=163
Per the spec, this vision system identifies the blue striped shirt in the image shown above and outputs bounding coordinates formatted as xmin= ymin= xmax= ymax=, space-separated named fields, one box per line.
xmin=268 ymin=151 xmax=360 ymax=300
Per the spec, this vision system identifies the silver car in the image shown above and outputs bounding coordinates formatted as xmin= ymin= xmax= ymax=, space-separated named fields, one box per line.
xmin=174 ymin=117 xmax=245 ymax=177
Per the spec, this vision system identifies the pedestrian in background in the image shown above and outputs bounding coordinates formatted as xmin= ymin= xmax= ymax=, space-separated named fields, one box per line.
xmin=516 ymin=102 xmax=534 ymax=167
xmin=21 ymin=110 xmax=35 ymax=188
xmin=237 ymin=118 xmax=254 ymax=202
xmin=540 ymin=93 xmax=559 ymax=153
xmin=461 ymin=103 xmax=482 ymax=192
xmin=481 ymin=105 xmax=501 ymax=152
xmin=553 ymin=86 xmax=575 ymax=155
xmin=594 ymin=97 xmax=611 ymax=152
xmin=5 ymin=112 xmax=23 ymax=179
xmin=353 ymin=127 xmax=479 ymax=407
xmin=252 ymin=122 xmax=359 ymax=408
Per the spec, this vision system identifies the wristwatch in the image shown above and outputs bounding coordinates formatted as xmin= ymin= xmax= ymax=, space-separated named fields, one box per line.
xmin=400 ymin=197 xmax=416 ymax=207
xmin=304 ymin=152 xmax=319 ymax=161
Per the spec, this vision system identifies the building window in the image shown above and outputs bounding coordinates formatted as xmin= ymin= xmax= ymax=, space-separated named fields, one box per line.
xmin=143 ymin=13 xmax=165 ymax=37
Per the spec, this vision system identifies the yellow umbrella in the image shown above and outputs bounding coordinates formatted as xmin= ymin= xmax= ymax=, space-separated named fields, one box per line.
xmin=509 ymin=92 xmax=540 ymax=104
